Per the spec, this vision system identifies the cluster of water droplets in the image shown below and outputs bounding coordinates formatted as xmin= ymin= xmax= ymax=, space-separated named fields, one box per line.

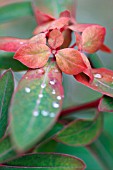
xmin=24 ymin=68 xmax=63 ymax=118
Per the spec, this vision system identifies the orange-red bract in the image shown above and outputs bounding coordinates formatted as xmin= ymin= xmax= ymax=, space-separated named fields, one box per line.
xmin=81 ymin=25 xmax=106 ymax=53
xmin=14 ymin=43 xmax=51 ymax=69
xmin=49 ymin=17 xmax=69 ymax=30
xmin=29 ymin=33 xmax=46 ymax=44
xmin=0 ymin=37 xmax=27 ymax=52
xmin=55 ymin=48 xmax=87 ymax=75
xmin=100 ymin=44 xmax=112 ymax=53
xmin=48 ymin=29 xmax=64 ymax=49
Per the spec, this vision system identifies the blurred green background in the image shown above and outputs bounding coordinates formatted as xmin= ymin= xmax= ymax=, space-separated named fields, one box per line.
xmin=0 ymin=0 xmax=113 ymax=169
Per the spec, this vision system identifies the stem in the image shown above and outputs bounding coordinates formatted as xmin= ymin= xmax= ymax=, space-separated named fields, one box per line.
xmin=60 ymin=98 xmax=100 ymax=117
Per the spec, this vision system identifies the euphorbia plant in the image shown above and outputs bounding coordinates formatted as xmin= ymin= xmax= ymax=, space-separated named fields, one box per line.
xmin=0 ymin=0 xmax=113 ymax=169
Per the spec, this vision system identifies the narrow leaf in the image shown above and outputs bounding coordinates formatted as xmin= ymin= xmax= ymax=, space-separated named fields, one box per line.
xmin=98 ymin=95 xmax=113 ymax=112
xmin=48 ymin=29 xmax=64 ymax=49
xmin=0 ymin=51 xmax=28 ymax=71
xmin=55 ymin=48 xmax=87 ymax=75
xmin=2 ymin=153 xmax=86 ymax=170
xmin=75 ymin=68 xmax=113 ymax=97
xmin=81 ymin=25 xmax=106 ymax=53
xmin=0 ymin=2 xmax=33 ymax=23
xmin=0 ymin=136 xmax=16 ymax=163
xmin=14 ymin=43 xmax=51 ymax=69
xmin=100 ymin=44 xmax=112 ymax=53
xmin=0 ymin=37 xmax=27 ymax=52
xmin=0 ymin=70 xmax=14 ymax=138
xmin=10 ymin=60 xmax=64 ymax=151
xmin=55 ymin=113 xmax=103 ymax=146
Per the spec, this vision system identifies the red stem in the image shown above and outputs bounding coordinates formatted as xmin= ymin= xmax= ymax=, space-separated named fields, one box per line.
xmin=70 ymin=42 xmax=76 ymax=48
xmin=60 ymin=98 xmax=100 ymax=117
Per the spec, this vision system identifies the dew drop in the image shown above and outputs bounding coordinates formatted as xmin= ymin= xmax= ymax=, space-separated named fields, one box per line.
xmin=54 ymin=69 xmax=59 ymax=73
xmin=41 ymin=83 xmax=46 ymax=89
xmin=41 ymin=110 xmax=49 ymax=116
xmin=33 ymin=111 xmax=39 ymax=117
xmin=25 ymin=87 xmax=31 ymax=93
xmin=49 ymin=112 xmax=55 ymax=118
xmin=50 ymin=79 xmax=56 ymax=85
xmin=52 ymin=102 xmax=59 ymax=108
xmin=36 ymin=100 xmax=40 ymax=104
xmin=39 ymin=94 xmax=43 ymax=98
xmin=94 ymin=74 xmax=102 ymax=79
xmin=38 ymin=69 xmax=45 ymax=74
xmin=52 ymin=89 xmax=56 ymax=94
xmin=25 ymin=76 xmax=28 ymax=79
xmin=57 ymin=96 xmax=62 ymax=100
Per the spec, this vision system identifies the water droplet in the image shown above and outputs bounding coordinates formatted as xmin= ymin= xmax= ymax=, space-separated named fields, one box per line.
xmin=25 ymin=76 xmax=28 ymax=79
xmin=112 ymin=77 xmax=113 ymax=79
xmin=39 ymin=94 xmax=43 ymax=98
xmin=52 ymin=102 xmax=59 ymax=108
xmin=57 ymin=96 xmax=62 ymax=100
xmin=33 ymin=111 xmax=39 ymax=117
xmin=50 ymin=79 xmax=56 ymax=85
xmin=36 ymin=100 xmax=40 ymax=104
xmin=41 ymin=110 xmax=49 ymax=116
xmin=25 ymin=87 xmax=31 ymax=93
xmin=95 ymin=83 xmax=98 ymax=87
xmin=38 ymin=69 xmax=45 ymax=74
xmin=41 ymin=83 xmax=46 ymax=89
xmin=52 ymin=50 xmax=57 ymax=55
xmin=94 ymin=74 xmax=102 ymax=79
xmin=20 ymin=42 xmax=24 ymax=45
xmin=54 ymin=69 xmax=59 ymax=73
xmin=52 ymin=89 xmax=56 ymax=94
xmin=49 ymin=112 xmax=55 ymax=117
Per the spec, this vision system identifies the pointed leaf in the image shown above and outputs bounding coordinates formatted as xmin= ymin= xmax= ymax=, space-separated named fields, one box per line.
xmin=81 ymin=25 xmax=106 ymax=53
xmin=0 ymin=70 xmax=14 ymax=138
xmin=0 ymin=2 xmax=33 ymax=23
xmin=48 ymin=29 xmax=64 ymax=49
xmin=33 ymin=22 xmax=53 ymax=35
xmin=0 ymin=37 xmax=27 ymax=52
xmin=55 ymin=48 xmax=87 ymax=75
xmin=49 ymin=17 xmax=69 ymax=30
xmin=100 ymin=44 xmax=112 ymax=53
xmin=14 ymin=43 xmax=51 ymax=69
xmin=32 ymin=6 xmax=55 ymax=25
xmin=55 ymin=112 xmax=103 ymax=146
xmin=29 ymin=33 xmax=46 ymax=44
xmin=10 ymin=61 xmax=64 ymax=151
xmin=1 ymin=153 xmax=86 ymax=170
xmin=98 ymin=95 xmax=113 ymax=112
xmin=75 ymin=68 xmax=113 ymax=97
xmin=0 ymin=137 xmax=16 ymax=163
xmin=0 ymin=51 xmax=28 ymax=71
xmin=60 ymin=10 xmax=71 ymax=18
xmin=69 ymin=23 xmax=98 ymax=32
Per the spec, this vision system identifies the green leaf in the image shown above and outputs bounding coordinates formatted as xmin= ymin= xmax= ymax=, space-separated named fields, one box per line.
xmin=55 ymin=113 xmax=103 ymax=146
xmin=0 ymin=70 xmax=14 ymax=138
xmin=0 ymin=2 xmax=33 ymax=24
xmin=88 ymin=53 xmax=104 ymax=68
xmin=10 ymin=60 xmax=64 ymax=151
xmin=1 ymin=153 xmax=86 ymax=170
xmin=98 ymin=95 xmax=113 ymax=112
xmin=0 ymin=51 xmax=28 ymax=71
xmin=0 ymin=136 xmax=17 ymax=163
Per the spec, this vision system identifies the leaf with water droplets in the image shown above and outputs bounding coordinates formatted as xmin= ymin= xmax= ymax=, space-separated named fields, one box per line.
xmin=54 ymin=112 xmax=103 ymax=146
xmin=1 ymin=153 xmax=86 ymax=170
xmin=0 ymin=37 xmax=27 ymax=52
xmin=75 ymin=68 xmax=113 ymax=97
xmin=81 ymin=25 xmax=106 ymax=53
xmin=98 ymin=95 xmax=113 ymax=112
xmin=9 ymin=60 xmax=64 ymax=151
xmin=14 ymin=43 xmax=51 ymax=69
xmin=0 ymin=70 xmax=14 ymax=138
xmin=55 ymin=48 xmax=87 ymax=75
xmin=48 ymin=29 xmax=64 ymax=49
